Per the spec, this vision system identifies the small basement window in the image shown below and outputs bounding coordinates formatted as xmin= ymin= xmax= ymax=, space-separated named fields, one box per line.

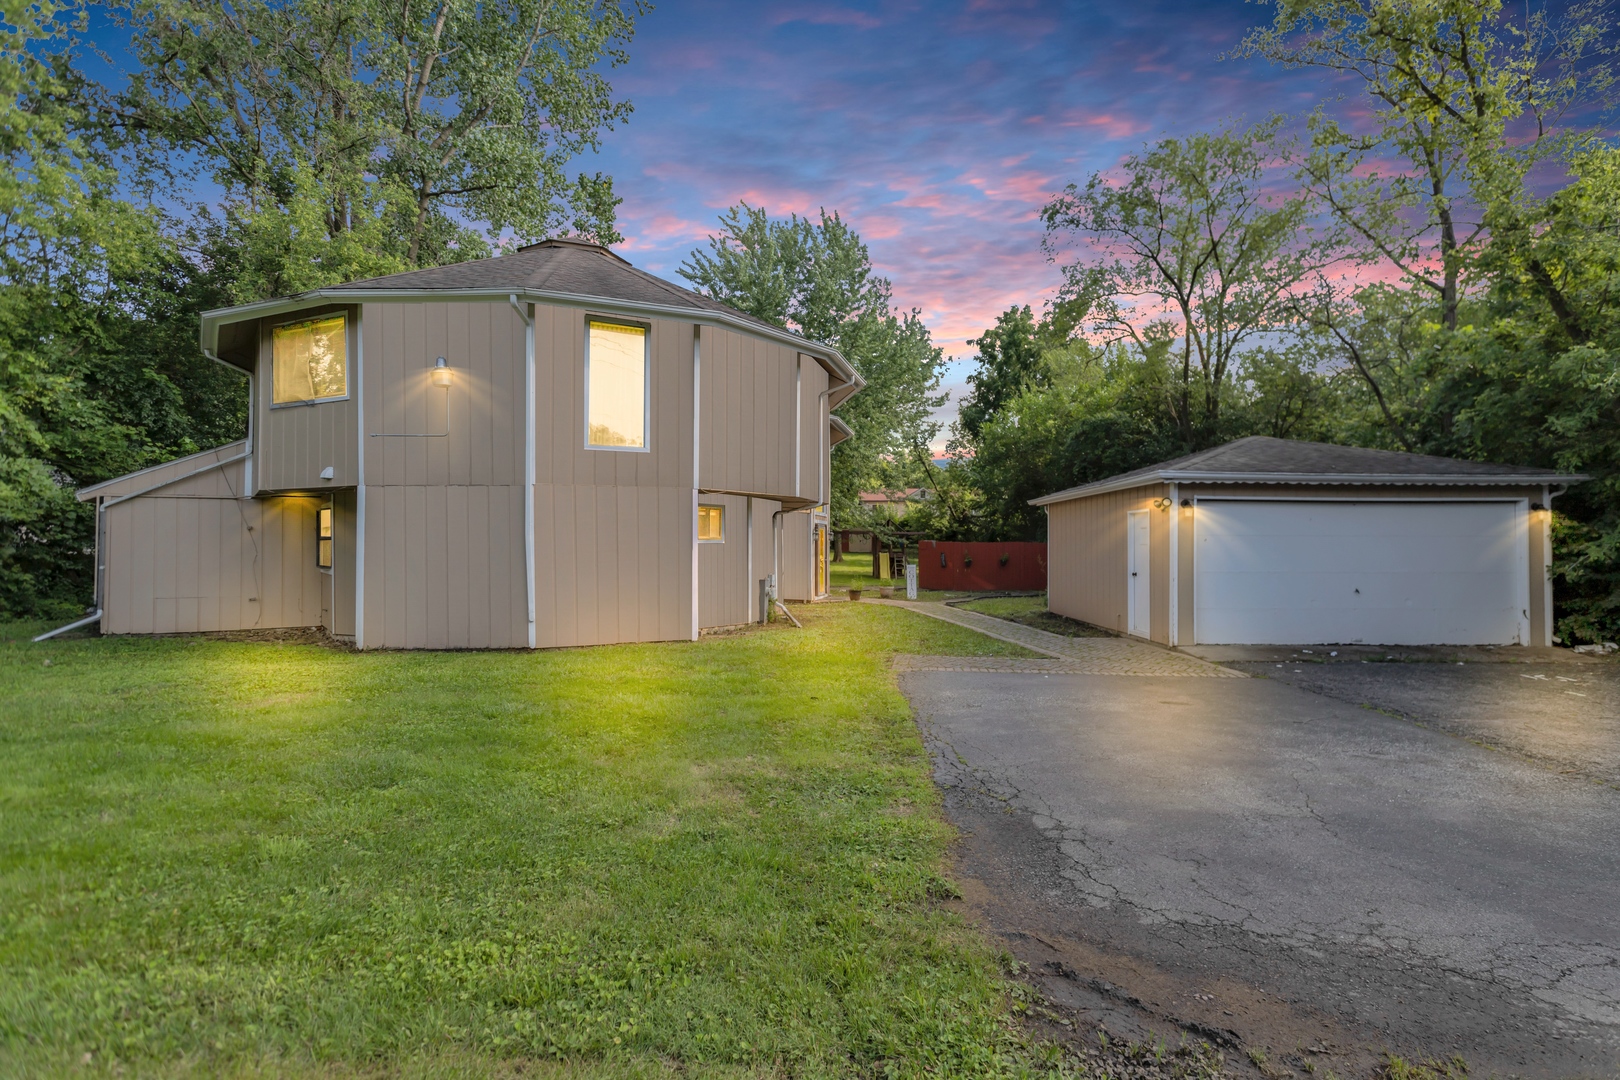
xmin=586 ymin=319 xmax=648 ymax=449
xmin=316 ymin=506 xmax=333 ymax=569
xmin=273 ymin=314 xmax=347 ymax=404
xmin=698 ymin=505 xmax=724 ymax=542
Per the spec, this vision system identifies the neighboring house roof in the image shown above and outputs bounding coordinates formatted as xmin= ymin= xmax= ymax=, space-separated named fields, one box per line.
xmin=859 ymin=487 xmax=928 ymax=504
xmin=198 ymin=237 xmax=862 ymax=405
xmin=1030 ymin=436 xmax=1589 ymax=506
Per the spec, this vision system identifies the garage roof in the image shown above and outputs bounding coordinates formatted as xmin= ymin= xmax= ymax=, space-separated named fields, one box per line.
xmin=1030 ymin=436 xmax=1588 ymax=506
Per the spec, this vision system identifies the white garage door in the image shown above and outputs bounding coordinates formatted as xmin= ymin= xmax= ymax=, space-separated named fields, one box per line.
xmin=1193 ymin=500 xmax=1528 ymax=646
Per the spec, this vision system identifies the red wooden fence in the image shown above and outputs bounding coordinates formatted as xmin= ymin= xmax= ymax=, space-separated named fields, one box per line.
xmin=917 ymin=540 xmax=1047 ymax=592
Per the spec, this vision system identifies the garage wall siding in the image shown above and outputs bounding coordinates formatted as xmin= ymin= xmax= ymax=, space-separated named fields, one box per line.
xmin=1045 ymin=484 xmax=1169 ymax=640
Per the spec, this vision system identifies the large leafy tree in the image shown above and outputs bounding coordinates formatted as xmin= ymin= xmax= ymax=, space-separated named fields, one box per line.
xmin=1238 ymin=0 xmax=1615 ymax=332
xmin=1041 ymin=119 xmax=1328 ymax=451
xmin=956 ymin=305 xmax=1043 ymax=440
xmin=106 ymin=0 xmax=641 ymax=297
xmin=679 ymin=204 xmax=947 ymax=522
xmin=0 ymin=0 xmax=177 ymax=615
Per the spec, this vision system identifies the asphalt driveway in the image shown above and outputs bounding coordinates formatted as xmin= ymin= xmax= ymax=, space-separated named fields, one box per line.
xmin=904 ymin=665 xmax=1620 ymax=1076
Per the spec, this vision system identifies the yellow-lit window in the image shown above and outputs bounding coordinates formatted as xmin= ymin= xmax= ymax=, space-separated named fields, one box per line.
xmin=586 ymin=320 xmax=647 ymax=449
xmin=698 ymin=505 xmax=724 ymax=542
xmin=316 ymin=506 xmax=333 ymax=569
xmin=273 ymin=315 xmax=347 ymax=404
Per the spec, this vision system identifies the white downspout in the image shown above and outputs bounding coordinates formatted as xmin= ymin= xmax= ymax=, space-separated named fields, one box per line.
xmin=794 ymin=356 xmax=802 ymax=501
xmin=1167 ymin=483 xmax=1179 ymax=647
xmin=351 ymin=313 xmax=364 ymax=648
xmin=509 ymin=295 xmax=536 ymax=648
xmin=691 ymin=326 xmax=702 ymax=640
xmin=203 ymin=348 xmax=253 ymax=496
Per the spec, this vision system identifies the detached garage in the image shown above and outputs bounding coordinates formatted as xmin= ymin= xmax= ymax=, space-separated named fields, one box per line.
xmin=1032 ymin=437 xmax=1587 ymax=647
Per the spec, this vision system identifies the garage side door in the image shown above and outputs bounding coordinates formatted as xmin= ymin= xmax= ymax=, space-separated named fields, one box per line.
xmin=1193 ymin=500 xmax=1526 ymax=646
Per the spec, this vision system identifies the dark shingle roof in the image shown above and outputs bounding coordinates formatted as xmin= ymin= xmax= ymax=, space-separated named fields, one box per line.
xmin=1032 ymin=436 xmax=1586 ymax=505
xmin=341 ymin=237 xmax=786 ymax=335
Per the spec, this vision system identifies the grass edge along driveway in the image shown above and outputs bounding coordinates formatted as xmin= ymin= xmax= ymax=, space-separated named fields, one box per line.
xmin=1 ymin=604 xmax=1059 ymax=1079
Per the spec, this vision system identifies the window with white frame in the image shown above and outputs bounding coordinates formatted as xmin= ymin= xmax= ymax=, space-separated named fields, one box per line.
xmin=272 ymin=314 xmax=347 ymax=405
xmin=586 ymin=320 xmax=648 ymax=449
xmin=698 ymin=505 xmax=724 ymax=542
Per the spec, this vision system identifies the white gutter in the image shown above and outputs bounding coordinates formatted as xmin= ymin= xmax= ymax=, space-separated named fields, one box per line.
xmin=509 ymin=295 xmax=537 ymax=649
xmin=1032 ymin=470 xmax=1592 ymax=505
xmin=200 ymin=286 xmax=863 ymax=394
xmin=203 ymin=349 xmax=253 ymax=495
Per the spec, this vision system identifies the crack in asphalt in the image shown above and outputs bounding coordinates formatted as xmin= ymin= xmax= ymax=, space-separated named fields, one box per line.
xmin=907 ymin=671 xmax=1620 ymax=1074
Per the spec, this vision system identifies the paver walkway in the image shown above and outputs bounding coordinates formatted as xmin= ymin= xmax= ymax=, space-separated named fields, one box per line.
xmin=874 ymin=599 xmax=1242 ymax=677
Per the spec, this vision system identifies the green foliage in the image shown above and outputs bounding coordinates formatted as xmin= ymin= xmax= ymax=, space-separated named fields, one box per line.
xmin=107 ymin=0 xmax=640 ymax=284
xmin=2 ymin=0 xmax=647 ymax=618
xmin=1238 ymin=0 xmax=1615 ymax=329
xmin=958 ymin=305 xmax=1044 ymax=440
xmin=1041 ymin=118 xmax=1325 ymax=449
xmin=0 ymin=0 xmax=198 ymax=617
xmin=679 ymin=204 xmax=948 ymax=523
xmin=0 ymin=606 xmax=1061 ymax=1076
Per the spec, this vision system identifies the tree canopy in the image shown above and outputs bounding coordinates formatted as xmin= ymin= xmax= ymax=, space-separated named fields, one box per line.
xmin=680 ymin=204 xmax=947 ymax=522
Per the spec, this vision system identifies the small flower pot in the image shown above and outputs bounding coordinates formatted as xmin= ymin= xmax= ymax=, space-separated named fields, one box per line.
xmin=848 ymin=588 xmax=863 ymax=601
xmin=879 ymin=586 xmax=894 ymax=599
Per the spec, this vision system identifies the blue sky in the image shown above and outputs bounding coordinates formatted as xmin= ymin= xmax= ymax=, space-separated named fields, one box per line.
xmin=83 ymin=0 xmax=1361 ymax=430
xmin=579 ymin=0 xmax=1349 ymax=425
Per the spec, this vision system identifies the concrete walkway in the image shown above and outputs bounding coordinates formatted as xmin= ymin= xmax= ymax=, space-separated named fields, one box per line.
xmin=874 ymin=599 xmax=1241 ymax=677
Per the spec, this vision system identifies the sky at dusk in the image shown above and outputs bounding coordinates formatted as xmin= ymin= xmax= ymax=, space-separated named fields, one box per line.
xmin=81 ymin=0 xmax=1367 ymax=434
xmin=581 ymin=0 xmax=1354 ymax=431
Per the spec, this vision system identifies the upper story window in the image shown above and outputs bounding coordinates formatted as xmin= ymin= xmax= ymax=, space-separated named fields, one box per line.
xmin=273 ymin=314 xmax=347 ymax=405
xmin=586 ymin=319 xmax=647 ymax=450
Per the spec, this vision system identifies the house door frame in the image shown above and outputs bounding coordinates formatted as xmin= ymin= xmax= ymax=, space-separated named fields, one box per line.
xmin=1127 ymin=509 xmax=1150 ymax=638
xmin=814 ymin=524 xmax=827 ymax=596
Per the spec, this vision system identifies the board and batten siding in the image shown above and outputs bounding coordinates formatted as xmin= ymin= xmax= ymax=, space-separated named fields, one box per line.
xmin=530 ymin=304 xmax=696 ymax=647
xmin=1045 ymin=484 xmax=1171 ymax=642
xmin=254 ymin=304 xmax=359 ymax=493
xmin=751 ymin=498 xmax=779 ymax=622
xmin=101 ymin=461 xmax=323 ymax=634
xmin=698 ymin=325 xmax=798 ymax=499
xmin=779 ymin=510 xmax=818 ymax=602
xmin=697 ymin=493 xmax=751 ymax=628
xmin=358 ymin=301 xmax=529 ymax=648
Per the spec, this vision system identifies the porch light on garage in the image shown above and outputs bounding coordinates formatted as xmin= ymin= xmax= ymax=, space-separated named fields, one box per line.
xmin=431 ymin=357 xmax=452 ymax=387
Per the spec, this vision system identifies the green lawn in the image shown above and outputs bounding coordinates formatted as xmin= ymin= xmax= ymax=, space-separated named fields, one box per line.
xmin=0 ymin=606 xmax=1052 ymax=1078
xmin=955 ymin=595 xmax=1112 ymax=639
xmin=828 ymin=555 xmax=952 ymax=602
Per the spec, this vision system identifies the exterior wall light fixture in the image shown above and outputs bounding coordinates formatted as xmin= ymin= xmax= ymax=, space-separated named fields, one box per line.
xmin=431 ymin=357 xmax=452 ymax=387
xmin=1180 ymin=499 xmax=1192 ymax=508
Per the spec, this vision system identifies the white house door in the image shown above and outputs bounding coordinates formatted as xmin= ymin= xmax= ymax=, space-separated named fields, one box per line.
xmin=1193 ymin=499 xmax=1528 ymax=646
xmin=1127 ymin=510 xmax=1151 ymax=638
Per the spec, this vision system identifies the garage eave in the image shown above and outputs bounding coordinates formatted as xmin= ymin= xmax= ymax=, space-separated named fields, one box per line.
xmin=1031 ymin=470 xmax=1591 ymax=507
